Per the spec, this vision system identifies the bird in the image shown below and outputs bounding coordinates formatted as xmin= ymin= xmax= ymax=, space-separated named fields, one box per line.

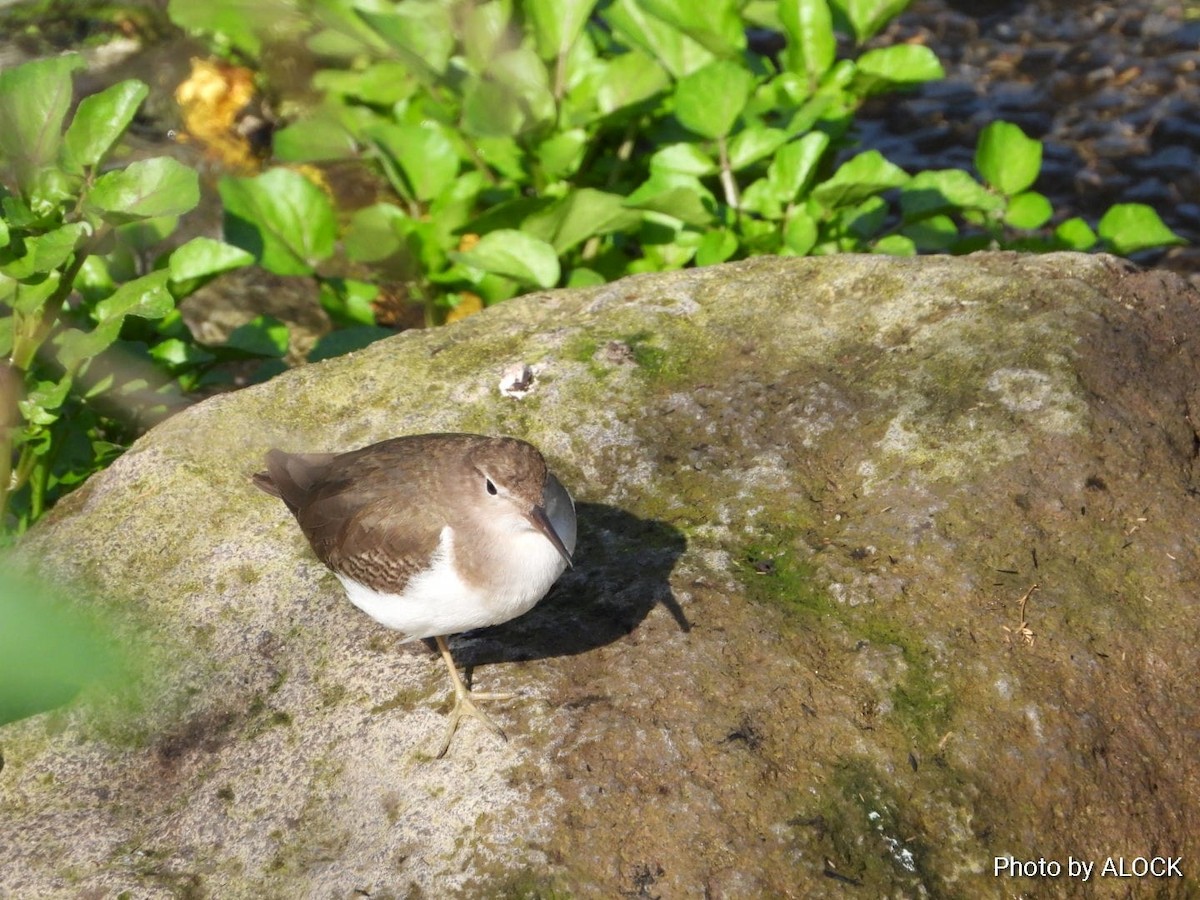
xmin=252 ymin=433 xmax=576 ymax=757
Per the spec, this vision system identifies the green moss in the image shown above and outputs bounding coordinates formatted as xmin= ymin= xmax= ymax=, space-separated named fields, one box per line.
xmin=622 ymin=330 xmax=669 ymax=375
xmin=564 ymin=335 xmax=598 ymax=364
xmin=739 ymin=528 xmax=953 ymax=748
xmin=473 ymin=869 xmax=573 ymax=899
xmin=793 ymin=759 xmax=935 ymax=894
xmin=738 ymin=529 xmax=833 ymax=619
xmin=319 ymin=683 xmax=347 ymax=708
xmin=854 ymin=613 xmax=954 ymax=744
xmin=370 ymin=688 xmax=427 ymax=715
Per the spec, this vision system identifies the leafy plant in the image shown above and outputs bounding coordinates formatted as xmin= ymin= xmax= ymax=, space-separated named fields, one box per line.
xmin=898 ymin=120 xmax=1185 ymax=255
xmin=0 ymin=54 xmax=263 ymax=534
xmin=172 ymin=0 xmax=1182 ymax=326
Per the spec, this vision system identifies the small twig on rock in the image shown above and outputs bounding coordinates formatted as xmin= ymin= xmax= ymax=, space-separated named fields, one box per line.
xmin=1002 ymin=583 xmax=1038 ymax=646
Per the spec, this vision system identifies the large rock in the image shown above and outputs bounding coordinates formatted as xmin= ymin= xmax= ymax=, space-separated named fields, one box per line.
xmin=3 ymin=253 xmax=1199 ymax=897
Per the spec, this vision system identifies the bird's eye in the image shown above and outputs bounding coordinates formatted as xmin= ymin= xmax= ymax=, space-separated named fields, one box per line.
xmin=485 ymin=477 xmax=498 ymax=496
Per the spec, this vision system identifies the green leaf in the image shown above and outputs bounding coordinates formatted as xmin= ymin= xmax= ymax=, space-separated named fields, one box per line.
xmin=781 ymin=210 xmax=816 ymax=254
xmin=344 ymin=203 xmax=411 ymax=264
xmin=604 ymin=0 xmax=715 ymax=78
xmin=272 ymin=116 xmax=358 ymax=163
xmin=149 ymin=337 xmax=216 ymax=370
xmin=168 ymin=237 xmax=255 ymax=283
xmin=674 ymin=60 xmax=754 ymax=139
xmin=566 ymin=267 xmax=606 ymax=287
xmin=1098 ymin=204 xmax=1185 ymax=255
xmin=1004 ymin=191 xmax=1053 ymax=229
xmin=780 ymin=0 xmax=836 ymax=85
xmin=767 ymin=133 xmax=830 ymax=202
xmin=845 ymin=195 xmax=888 ymax=239
xmin=740 ymin=179 xmax=784 ymax=219
xmin=899 ymin=169 xmax=1003 ymax=219
xmin=0 ymin=223 xmax=90 ymax=279
xmin=490 ymin=46 xmax=557 ymax=128
xmin=902 ymin=214 xmax=958 ymax=251
xmin=527 ymin=0 xmax=598 ymax=59
xmin=523 ymin=189 xmax=642 ymax=253
xmin=695 ymin=229 xmax=738 ymax=266
xmin=453 ymin=230 xmax=561 ymax=288
xmin=429 ymin=171 xmax=487 ymax=239
xmin=368 ymin=122 xmax=460 ymax=202
xmin=219 ymin=168 xmax=335 ymax=276
xmin=465 ymin=197 xmax=550 ymax=239
xmin=811 ymin=150 xmax=909 ymax=207
xmin=61 ymin=80 xmax=149 ymax=173
xmin=462 ymin=77 xmax=526 ymax=138
xmin=94 ymin=270 xmax=173 ymax=322
xmin=650 ymin=143 xmax=718 ymax=176
xmin=854 ymin=45 xmax=943 ymax=94
xmin=84 ymin=157 xmax=200 ymax=224
xmin=596 ymin=50 xmax=671 ymax=116
xmin=536 ymin=129 xmax=588 ymax=181
xmin=975 ymin=121 xmax=1042 ymax=196
xmin=313 ymin=62 xmax=415 ymax=106
xmin=728 ymin=127 xmax=790 ymax=171
xmin=834 ymin=0 xmax=913 ymax=42
xmin=223 ymin=315 xmax=290 ymax=358
xmin=319 ymin=279 xmax=379 ymax=328
xmin=637 ymin=0 xmax=746 ymax=55
xmin=359 ymin=3 xmax=455 ymax=79
xmin=473 ymin=136 xmax=527 ymax=181
xmin=1054 ymin=217 xmax=1097 ymax=251
xmin=166 ymin=0 xmax=295 ymax=57
xmin=308 ymin=325 xmax=393 ymax=362
xmin=872 ymin=233 xmax=916 ymax=255
xmin=9 ymin=271 xmax=62 ymax=315
xmin=625 ymin=173 xmax=716 ymax=226
xmin=23 ymin=375 xmax=74 ymax=422
xmin=1 ymin=193 xmax=37 ymax=230
xmin=0 ymin=54 xmax=85 ymax=195
xmin=0 ymin=572 xmax=131 ymax=726
xmin=304 ymin=4 xmax=391 ymax=58
xmin=463 ymin=0 xmax=512 ymax=70
xmin=53 ymin=319 xmax=122 ymax=372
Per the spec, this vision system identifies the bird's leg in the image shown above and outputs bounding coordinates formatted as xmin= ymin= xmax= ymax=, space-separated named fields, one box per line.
xmin=432 ymin=635 xmax=511 ymax=758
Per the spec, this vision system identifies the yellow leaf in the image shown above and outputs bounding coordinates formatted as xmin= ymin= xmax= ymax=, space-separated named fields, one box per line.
xmin=174 ymin=58 xmax=260 ymax=173
xmin=445 ymin=292 xmax=483 ymax=323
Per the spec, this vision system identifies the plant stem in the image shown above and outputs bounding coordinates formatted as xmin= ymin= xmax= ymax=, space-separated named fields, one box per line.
xmin=716 ymin=135 xmax=740 ymax=211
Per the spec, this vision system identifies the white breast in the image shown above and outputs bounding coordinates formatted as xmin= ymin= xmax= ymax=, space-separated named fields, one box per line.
xmin=334 ymin=525 xmax=568 ymax=641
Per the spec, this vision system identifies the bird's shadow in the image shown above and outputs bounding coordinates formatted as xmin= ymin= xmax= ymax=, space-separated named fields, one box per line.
xmin=445 ymin=502 xmax=688 ymax=668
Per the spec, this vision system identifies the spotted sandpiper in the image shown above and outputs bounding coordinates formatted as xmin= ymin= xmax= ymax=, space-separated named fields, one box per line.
xmin=253 ymin=433 xmax=576 ymax=757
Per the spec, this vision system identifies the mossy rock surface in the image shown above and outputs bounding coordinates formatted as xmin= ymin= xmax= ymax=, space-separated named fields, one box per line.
xmin=4 ymin=253 xmax=1200 ymax=898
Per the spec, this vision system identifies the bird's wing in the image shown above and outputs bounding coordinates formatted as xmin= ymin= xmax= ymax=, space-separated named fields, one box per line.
xmin=294 ymin=443 xmax=448 ymax=594
xmin=319 ymin=492 xmax=445 ymax=594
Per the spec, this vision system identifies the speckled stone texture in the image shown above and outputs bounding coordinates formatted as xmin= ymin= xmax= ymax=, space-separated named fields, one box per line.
xmin=2 ymin=253 xmax=1199 ymax=898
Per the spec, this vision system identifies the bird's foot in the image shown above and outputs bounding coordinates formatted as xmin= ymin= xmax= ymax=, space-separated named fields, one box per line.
xmin=434 ymin=689 xmax=511 ymax=758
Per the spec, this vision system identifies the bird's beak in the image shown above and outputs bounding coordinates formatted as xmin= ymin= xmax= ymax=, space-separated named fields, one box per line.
xmin=525 ymin=472 xmax=575 ymax=567
xmin=529 ymin=504 xmax=573 ymax=567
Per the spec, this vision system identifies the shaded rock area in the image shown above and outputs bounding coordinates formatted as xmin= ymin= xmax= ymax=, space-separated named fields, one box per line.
xmin=3 ymin=253 xmax=1200 ymax=897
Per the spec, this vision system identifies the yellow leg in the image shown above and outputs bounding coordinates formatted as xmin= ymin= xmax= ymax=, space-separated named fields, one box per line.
xmin=432 ymin=635 xmax=511 ymax=758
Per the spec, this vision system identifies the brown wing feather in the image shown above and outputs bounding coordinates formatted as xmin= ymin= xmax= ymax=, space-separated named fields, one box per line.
xmin=258 ymin=437 xmax=481 ymax=594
